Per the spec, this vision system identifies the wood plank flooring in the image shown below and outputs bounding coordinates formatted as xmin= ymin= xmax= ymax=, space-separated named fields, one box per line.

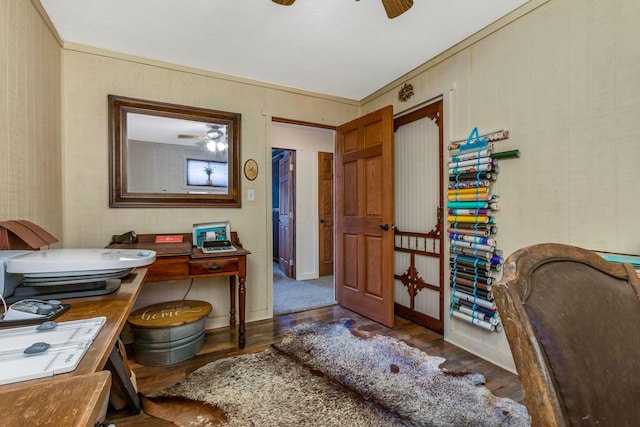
xmin=108 ymin=305 xmax=523 ymax=426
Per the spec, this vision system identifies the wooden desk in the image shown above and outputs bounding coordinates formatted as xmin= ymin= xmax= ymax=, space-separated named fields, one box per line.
xmin=0 ymin=269 xmax=146 ymax=419
xmin=108 ymin=233 xmax=251 ymax=348
xmin=0 ymin=371 xmax=111 ymax=427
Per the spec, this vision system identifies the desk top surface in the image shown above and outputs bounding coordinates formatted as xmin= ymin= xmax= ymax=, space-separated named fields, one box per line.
xmin=0 ymin=268 xmax=146 ymax=392
xmin=109 ymin=232 xmax=250 ymax=258
xmin=0 ymin=371 xmax=111 ymax=427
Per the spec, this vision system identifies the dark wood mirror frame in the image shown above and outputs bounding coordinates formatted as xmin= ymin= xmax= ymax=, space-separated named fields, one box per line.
xmin=108 ymin=95 xmax=241 ymax=207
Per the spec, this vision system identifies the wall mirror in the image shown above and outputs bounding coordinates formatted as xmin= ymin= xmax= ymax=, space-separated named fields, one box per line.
xmin=109 ymin=95 xmax=241 ymax=207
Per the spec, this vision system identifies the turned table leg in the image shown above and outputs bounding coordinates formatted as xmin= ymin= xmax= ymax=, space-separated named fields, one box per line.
xmin=229 ymin=275 xmax=236 ymax=327
xmin=238 ymin=274 xmax=246 ymax=349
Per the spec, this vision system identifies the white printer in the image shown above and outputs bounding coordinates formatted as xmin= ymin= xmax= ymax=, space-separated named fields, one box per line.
xmin=0 ymin=248 xmax=155 ymax=303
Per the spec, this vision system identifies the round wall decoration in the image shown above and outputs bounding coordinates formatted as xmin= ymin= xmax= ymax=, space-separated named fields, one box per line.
xmin=398 ymin=82 xmax=414 ymax=102
xmin=244 ymin=159 xmax=258 ymax=181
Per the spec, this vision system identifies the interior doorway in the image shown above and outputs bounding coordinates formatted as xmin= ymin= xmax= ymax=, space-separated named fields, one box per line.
xmin=271 ymin=121 xmax=336 ymax=315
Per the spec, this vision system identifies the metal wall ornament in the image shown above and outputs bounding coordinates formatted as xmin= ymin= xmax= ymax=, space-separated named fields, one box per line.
xmin=398 ymin=83 xmax=414 ymax=102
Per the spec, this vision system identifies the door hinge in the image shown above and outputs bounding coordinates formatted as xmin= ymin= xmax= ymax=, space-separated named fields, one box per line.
xmin=289 ymin=163 xmax=294 ymax=171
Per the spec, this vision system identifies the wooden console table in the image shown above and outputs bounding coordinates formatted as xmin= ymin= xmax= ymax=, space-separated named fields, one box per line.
xmin=108 ymin=232 xmax=251 ymax=348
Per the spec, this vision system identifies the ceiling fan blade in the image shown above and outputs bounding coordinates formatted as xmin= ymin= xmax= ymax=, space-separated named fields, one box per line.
xmin=272 ymin=0 xmax=296 ymax=5
xmin=381 ymin=0 xmax=413 ymax=19
xmin=178 ymin=135 xmax=202 ymax=139
xmin=195 ymin=140 xmax=207 ymax=147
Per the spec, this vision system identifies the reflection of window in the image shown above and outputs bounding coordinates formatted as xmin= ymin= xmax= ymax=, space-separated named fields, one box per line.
xmin=186 ymin=159 xmax=228 ymax=187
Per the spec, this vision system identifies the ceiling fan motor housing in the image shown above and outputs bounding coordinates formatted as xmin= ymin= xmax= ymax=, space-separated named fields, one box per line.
xmin=271 ymin=0 xmax=413 ymax=19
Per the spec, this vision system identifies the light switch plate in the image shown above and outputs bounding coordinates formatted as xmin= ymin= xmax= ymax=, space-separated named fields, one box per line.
xmin=247 ymin=189 xmax=255 ymax=202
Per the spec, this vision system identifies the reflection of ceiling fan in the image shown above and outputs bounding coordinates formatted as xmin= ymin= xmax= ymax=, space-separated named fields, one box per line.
xmin=272 ymin=0 xmax=413 ymax=19
xmin=179 ymin=124 xmax=228 ymax=152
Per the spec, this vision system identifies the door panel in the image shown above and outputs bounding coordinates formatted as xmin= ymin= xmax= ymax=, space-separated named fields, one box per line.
xmin=336 ymin=105 xmax=395 ymax=327
xmin=318 ymin=152 xmax=334 ymax=277
xmin=278 ymin=151 xmax=294 ymax=278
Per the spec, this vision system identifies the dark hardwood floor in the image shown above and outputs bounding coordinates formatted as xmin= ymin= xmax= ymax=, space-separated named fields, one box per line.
xmin=108 ymin=305 xmax=523 ymax=426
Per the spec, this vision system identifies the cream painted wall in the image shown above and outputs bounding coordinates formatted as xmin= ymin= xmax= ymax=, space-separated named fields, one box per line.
xmin=8 ymin=0 xmax=638 ymax=370
xmin=271 ymin=123 xmax=335 ymax=281
xmin=61 ymin=50 xmax=358 ymax=328
xmin=364 ymin=0 xmax=640 ymax=370
xmin=0 ymin=0 xmax=62 ymax=239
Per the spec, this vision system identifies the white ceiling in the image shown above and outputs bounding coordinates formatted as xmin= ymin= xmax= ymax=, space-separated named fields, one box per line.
xmin=40 ymin=0 xmax=529 ymax=101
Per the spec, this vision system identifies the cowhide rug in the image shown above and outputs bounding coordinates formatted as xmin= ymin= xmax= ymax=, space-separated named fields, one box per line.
xmin=143 ymin=318 xmax=530 ymax=426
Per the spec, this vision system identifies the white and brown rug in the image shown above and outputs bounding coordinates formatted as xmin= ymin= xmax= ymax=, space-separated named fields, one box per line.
xmin=143 ymin=318 xmax=530 ymax=426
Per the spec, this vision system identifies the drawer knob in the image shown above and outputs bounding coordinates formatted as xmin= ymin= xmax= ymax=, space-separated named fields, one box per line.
xmin=209 ymin=264 xmax=222 ymax=271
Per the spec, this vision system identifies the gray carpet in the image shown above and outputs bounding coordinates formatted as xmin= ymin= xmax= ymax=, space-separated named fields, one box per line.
xmin=273 ymin=263 xmax=336 ymax=315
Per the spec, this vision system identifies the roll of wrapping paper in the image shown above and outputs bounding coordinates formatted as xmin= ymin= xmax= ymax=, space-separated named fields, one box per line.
xmin=449 ymin=222 xmax=498 ymax=233
xmin=450 ymin=282 xmax=493 ymax=300
xmin=451 ymin=259 xmax=502 ymax=273
xmin=449 ymin=130 xmax=509 ymax=148
xmin=450 ymin=245 xmax=493 ymax=260
xmin=447 ymin=187 xmax=489 ymax=196
xmin=454 ymin=297 xmax=497 ymax=317
xmin=451 ymin=271 xmax=493 ymax=285
xmin=448 ymin=179 xmax=491 ymax=190
xmin=453 ymin=217 xmax=495 ymax=226
xmin=448 ymin=193 xmax=499 ymax=202
xmin=453 ymin=290 xmax=496 ymax=310
xmin=449 ymin=233 xmax=496 ymax=246
xmin=447 ymin=227 xmax=490 ymax=237
xmin=447 ymin=200 xmax=489 ymax=209
xmin=451 ymin=267 xmax=494 ymax=282
xmin=449 ymin=171 xmax=498 ymax=181
xmin=448 ymin=162 xmax=495 ymax=175
xmin=452 ymin=303 xmax=500 ymax=326
xmin=448 ymin=208 xmax=494 ymax=216
xmin=449 ymin=148 xmax=492 ymax=162
xmin=451 ymin=280 xmax=491 ymax=295
xmin=490 ymin=254 xmax=504 ymax=265
xmin=448 ymin=156 xmax=494 ymax=169
xmin=451 ymin=240 xmax=495 ymax=253
xmin=449 ymin=261 xmax=492 ymax=274
xmin=490 ymin=149 xmax=520 ymax=159
xmin=447 ymin=215 xmax=490 ymax=224
xmin=449 ymin=259 xmax=492 ymax=272
xmin=447 ymin=222 xmax=498 ymax=234
xmin=450 ymin=250 xmax=497 ymax=266
xmin=450 ymin=308 xmax=499 ymax=332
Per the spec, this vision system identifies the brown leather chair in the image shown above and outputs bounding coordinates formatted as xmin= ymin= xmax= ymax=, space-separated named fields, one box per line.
xmin=494 ymin=243 xmax=640 ymax=427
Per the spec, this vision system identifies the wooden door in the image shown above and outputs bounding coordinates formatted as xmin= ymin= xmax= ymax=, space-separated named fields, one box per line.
xmin=278 ymin=151 xmax=295 ymax=278
xmin=272 ymin=153 xmax=281 ymax=262
xmin=335 ymin=106 xmax=395 ymax=327
xmin=318 ymin=152 xmax=334 ymax=277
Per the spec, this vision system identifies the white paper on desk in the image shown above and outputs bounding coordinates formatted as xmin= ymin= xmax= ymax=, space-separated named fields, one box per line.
xmin=0 ymin=317 xmax=106 ymax=385
xmin=0 ymin=340 xmax=92 ymax=385
xmin=0 ymin=317 xmax=106 ymax=352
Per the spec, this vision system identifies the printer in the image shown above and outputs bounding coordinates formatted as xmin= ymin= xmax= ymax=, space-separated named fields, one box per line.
xmin=0 ymin=248 xmax=155 ymax=303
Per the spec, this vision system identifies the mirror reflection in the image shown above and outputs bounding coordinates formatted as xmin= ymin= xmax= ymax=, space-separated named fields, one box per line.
xmin=109 ymin=95 xmax=241 ymax=207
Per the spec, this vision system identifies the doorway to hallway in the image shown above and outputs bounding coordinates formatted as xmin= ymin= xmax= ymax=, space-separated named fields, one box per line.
xmin=271 ymin=121 xmax=336 ymax=314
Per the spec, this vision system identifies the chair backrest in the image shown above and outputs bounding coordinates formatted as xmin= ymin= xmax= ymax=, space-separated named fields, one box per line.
xmin=494 ymin=243 xmax=640 ymax=427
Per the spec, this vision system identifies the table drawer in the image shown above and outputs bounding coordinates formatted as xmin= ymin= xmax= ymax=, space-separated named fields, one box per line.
xmin=189 ymin=257 xmax=240 ymax=275
xmin=146 ymin=256 xmax=190 ymax=281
